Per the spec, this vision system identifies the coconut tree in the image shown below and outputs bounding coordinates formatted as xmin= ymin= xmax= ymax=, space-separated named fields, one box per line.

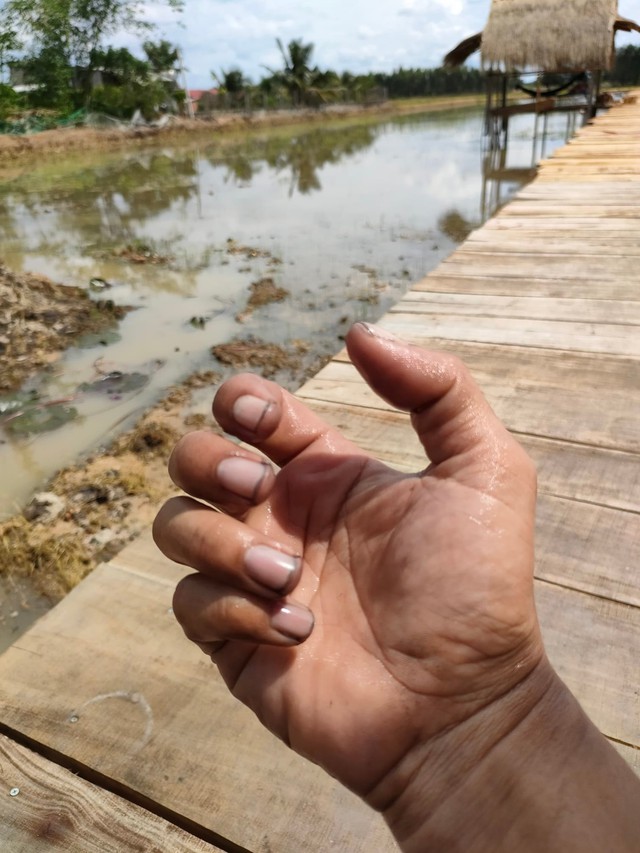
xmin=143 ymin=40 xmax=179 ymax=74
xmin=211 ymin=67 xmax=250 ymax=107
xmin=274 ymin=37 xmax=317 ymax=106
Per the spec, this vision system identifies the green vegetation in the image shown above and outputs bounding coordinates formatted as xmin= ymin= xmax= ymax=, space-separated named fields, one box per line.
xmin=1 ymin=3 xmax=638 ymax=129
xmin=0 ymin=0 xmax=182 ymax=116
xmin=605 ymin=45 xmax=640 ymax=86
xmin=0 ymin=80 xmax=20 ymax=118
xmin=207 ymin=39 xmax=485 ymax=111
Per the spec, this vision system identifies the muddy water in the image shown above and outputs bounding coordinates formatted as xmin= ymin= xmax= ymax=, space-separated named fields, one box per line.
xmin=0 ymin=108 xmax=570 ymax=522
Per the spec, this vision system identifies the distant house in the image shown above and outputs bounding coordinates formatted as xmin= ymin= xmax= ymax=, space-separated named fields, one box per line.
xmin=7 ymin=65 xmax=38 ymax=94
xmin=188 ymin=88 xmax=218 ymax=112
xmin=9 ymin=63 xmax=112 ymax=93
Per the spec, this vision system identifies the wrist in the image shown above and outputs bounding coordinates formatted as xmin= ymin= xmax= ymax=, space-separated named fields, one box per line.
xmin=373 ymin=661 xmax=563 ymax=850
xmin=375 ymin=661 xmax=640 ymax=852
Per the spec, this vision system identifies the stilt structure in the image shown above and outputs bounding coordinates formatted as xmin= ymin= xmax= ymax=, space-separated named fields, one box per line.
xmin=445 ymin=0 xmax=639 ymax=203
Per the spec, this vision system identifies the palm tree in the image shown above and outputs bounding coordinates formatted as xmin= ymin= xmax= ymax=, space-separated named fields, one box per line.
xmin=275 ymin=38 xmax=316 ymax=106
xmin=212 ymin=67 xmax=249 ymax=107
xmin=143 ymin=40 xmax=179 ymax=74
xmin=213 ymin=68 xmax=248 ymax=94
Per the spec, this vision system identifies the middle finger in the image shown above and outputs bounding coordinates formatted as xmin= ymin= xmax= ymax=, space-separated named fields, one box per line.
xmin=168 ymin=430 xmax=277 ymax=517
xmin=153 ymin=496 xmax=302 ymax=599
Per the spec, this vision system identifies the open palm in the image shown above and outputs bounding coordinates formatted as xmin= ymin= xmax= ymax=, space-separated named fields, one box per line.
xmin=153 ymin=323 xmax=544 ymax=808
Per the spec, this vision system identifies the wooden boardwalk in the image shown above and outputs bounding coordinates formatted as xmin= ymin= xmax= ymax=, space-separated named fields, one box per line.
xmin=1 ymin=94 xmax=639 ymax=851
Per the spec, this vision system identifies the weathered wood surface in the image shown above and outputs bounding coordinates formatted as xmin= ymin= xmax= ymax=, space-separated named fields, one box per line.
xmin=0 ymin=735 xmax=221 ymax=852
xmin=0 ymin=556 xmax=396 ymax=853
xmin=296 ymin=95 xmax=640 ymax=767
xmin=300 ymin=346 xmax=640 ymax=453
xmin=1 ymin=92 xmax=639 ymax=851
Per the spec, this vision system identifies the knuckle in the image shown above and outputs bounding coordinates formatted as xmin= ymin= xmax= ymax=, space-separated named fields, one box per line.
xmin=167 ymin=431 xmax=210 ymax=485
xmin=171 ymin=577 xmax=193 ymax=628
xmin=217 ymin=594 xmax=245 ymax=634
xmin=152 ymin=499 xmax=178 ymax=548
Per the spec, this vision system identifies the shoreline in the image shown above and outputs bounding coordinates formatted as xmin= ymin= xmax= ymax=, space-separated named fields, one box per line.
xmin=0 ymin=92 xmax=483 ymax=645
xmin=0 ymin=95 xmax=484 ymax=166
xmin=0 ymin=341 xmax=330 ymax=651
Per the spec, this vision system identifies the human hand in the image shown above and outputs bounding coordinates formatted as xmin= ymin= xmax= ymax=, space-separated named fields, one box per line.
xmin=153 ymin=322 xmax=549 ymax=839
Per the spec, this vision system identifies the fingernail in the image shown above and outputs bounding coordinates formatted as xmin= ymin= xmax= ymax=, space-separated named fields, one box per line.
xmin=245 ymin=545 xmax=300 ymax=592
xmin=271 ymin=602 xmax=314 ymax=642
xmin=357 ymin=322 xmax=401 ymax=342
xmin=217 ymin=456 xmax=270 ymax=500
xmin=233 ymin=395 xmax=274 ymax=432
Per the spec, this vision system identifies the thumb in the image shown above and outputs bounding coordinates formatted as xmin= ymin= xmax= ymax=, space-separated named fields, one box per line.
xmin=345 ymin=323 xmax=523 ymax=474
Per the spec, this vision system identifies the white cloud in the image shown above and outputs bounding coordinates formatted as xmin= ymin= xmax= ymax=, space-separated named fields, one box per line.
xmin=115 ymin=0 xmax=478 ymax=84
xmin=118 ymin=0 xmax=640 ymax=87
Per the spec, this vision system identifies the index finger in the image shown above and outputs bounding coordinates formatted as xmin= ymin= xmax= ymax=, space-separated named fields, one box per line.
xmin=213 ymin=373 xmax=365 ymax=468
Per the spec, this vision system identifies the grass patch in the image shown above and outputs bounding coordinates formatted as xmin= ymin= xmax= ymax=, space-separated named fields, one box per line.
xmin=0 ymin=517 xmax=92 ymax=599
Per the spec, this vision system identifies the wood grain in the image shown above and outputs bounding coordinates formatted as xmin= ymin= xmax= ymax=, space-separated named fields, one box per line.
xmin=2 ymin=86 xmax=639 ymax=848
xmin=0 ymin=562 xmax=396 ymax=853
xmin=0 ymin=735 xmax=221 ymax=853
xmin=299 ymin=346 xmax=640 ymax=453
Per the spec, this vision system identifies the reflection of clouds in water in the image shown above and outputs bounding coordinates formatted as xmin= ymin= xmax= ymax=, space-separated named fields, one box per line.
xmin=418 ymin=159 xmax=481 ymax=208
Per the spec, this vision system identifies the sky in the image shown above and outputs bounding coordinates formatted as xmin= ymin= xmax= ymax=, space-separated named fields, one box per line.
xmin=129 ymin=0 xmax=640 ymax=88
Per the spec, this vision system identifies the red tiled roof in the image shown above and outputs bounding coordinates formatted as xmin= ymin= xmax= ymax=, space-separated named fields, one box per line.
xmin=189 ymin=88 xmax=218 ymax=101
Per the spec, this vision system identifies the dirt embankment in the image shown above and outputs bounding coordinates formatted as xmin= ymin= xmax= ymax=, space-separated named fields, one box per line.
xmin=0 ymin=263 xmax=128 ymax=393
xmin=0 ymin=93 xmax=483 ymax=629
xmin=0 ymin=267 xmax=328 ymax=608
xmin=0 ymin=95 xmax=484 ymax=166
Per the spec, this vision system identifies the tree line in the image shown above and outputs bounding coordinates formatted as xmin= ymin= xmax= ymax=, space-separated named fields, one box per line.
xmin=0 ymin=0 xmax=638 ymax=123
xmin=605 ymin=45 xmax=640 ymax=86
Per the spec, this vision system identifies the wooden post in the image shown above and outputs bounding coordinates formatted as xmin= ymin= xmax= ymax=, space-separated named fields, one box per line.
xmin=591 ymin=70 xmax=603 ymax=118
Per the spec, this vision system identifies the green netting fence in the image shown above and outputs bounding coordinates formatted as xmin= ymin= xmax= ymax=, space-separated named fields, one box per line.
xmin=0 ymin=109 xmax=87 ymax=135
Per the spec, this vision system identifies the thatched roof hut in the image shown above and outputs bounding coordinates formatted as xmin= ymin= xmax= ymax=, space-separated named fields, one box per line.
xmin=445 ymin=0 xmax=639 ymax=71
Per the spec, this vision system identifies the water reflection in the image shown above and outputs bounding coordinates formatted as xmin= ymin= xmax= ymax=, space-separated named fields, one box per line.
xmin=203 ymin=123 xmax=377 ymax=197
xmin=0 ymin=107 xmax=568 ymax=518
xmin=438 ymin=209 xmax=478 ymax=243
xmin=479 ymin=109 xmax=574 ymax=220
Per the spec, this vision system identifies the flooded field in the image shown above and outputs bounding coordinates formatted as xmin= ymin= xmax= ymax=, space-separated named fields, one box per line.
xmin=0 ymin=106 xmax=570 ymax=522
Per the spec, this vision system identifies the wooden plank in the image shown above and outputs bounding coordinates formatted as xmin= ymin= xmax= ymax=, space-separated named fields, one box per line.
xmin=524 ymin=436 xmax=640 ymax=514
xmin=298 ymin=346 xmax=640 ymax=452
xmin=547 ymin=151 xmax=640 ymax=159
xmin=535 ymin=580 xmax=640 ymax=751
xmin=466 ymin=234 xmax=640 ymax=252
xmin=496 ymin=204 xmax=640 ymax=218
xmin=518 ymin=183 xmax=640 ymax=195
xmin=0 ymin=735 xmax=220 ymax=853
xmin=536 ymin=496 xmax=640 ymax=607
xmin=523 ymin=184 xmax=640 ymax=192
xmin=0 ymin=563 xmax=396 ymax=853
xmin=534 ymin=173 xmax=640 ymax=183
xmin=536 ymin=169 xmax=640 ymax=178
xmin=389 ymin=292 xmax=640 ymax=325
xmin=483 ymin=217 xmax=640 ymax=232
xmin=438 ymin=252 xmax=640 ymax=281
xmin=383 ymin=310 xmax=640 ymax=356
xmin=412 ymin=275 xmax=640 ymax=300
